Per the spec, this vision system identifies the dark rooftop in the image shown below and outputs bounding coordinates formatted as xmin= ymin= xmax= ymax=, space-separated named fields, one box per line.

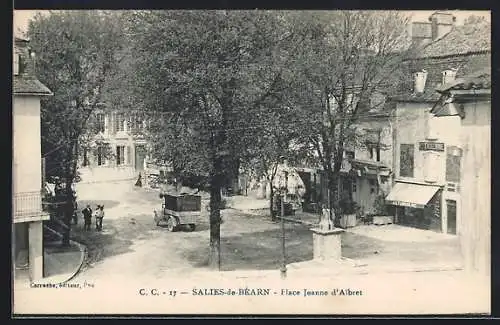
xmin=13 ymin=77 xmax=53 ymax=96
xmin=436 ymin=68 xmax=491 ymax=93
xmin=389 ymin=90 xmax=441 ymax=103
xmin=414 ymin=21 xmax=491 ymax=59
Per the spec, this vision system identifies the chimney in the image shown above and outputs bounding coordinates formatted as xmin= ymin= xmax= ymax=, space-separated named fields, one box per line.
xmin=411 ymin=21 xmax=432 ymax=46
xmin=442 ymin=68 xmax=458 ymax=85
xmin=429 ymin=11 xmax=456 ymax=41
xmin=414 ymin=69 xmax=428 ymax=94
xmin=13 ymin=37 xmax=37 ymax=79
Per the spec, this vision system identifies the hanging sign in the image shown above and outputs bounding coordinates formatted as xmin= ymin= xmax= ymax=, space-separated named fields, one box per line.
xmin=419 ymin=142 xmax=444 ymax=152
xmin=386 ymin=200 xmax=424 ymax=209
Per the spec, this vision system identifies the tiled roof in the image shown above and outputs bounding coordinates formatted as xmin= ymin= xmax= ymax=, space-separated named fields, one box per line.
xmin=436 ymin=67 xmax=491 ymax=93
xmin=415 ymin=22 xmax=491 ymax=59
xmin=13 ymin=76 xmax=53 ymax=96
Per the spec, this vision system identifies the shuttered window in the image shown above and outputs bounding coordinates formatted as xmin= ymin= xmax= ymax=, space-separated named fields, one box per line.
xmin=116 ymin=146 xmax=125 ymax=165
xmin=446 ymin=146 xmax=462 ymax=183
xmin=400 ymin=144 xmax=414 ymax=177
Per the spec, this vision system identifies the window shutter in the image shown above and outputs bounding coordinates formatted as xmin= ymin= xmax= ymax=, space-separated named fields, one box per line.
xmin=127 ymin=146 xmax=131 ymax=165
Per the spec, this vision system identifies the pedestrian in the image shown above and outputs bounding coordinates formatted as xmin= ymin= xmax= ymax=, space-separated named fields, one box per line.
xmin=95 ymin=205 xmax=105 ymax=231
xmin=135 ymin=173 xmax=142 ymax=187
xmin=71 ymin=191 xmax=78 ymax=225
xmin=82 ymin=204 xmax=93 ymax=231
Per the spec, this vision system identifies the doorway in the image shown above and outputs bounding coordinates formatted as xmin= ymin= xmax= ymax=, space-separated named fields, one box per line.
xmin=134 ymin=145 xmax=146 ymax=171
xmin=446 ymin=199 xmax=457 ymax=235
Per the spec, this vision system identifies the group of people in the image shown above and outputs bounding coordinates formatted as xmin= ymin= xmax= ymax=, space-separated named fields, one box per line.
xmin=81 ymin=204 xmax=105 ymax=231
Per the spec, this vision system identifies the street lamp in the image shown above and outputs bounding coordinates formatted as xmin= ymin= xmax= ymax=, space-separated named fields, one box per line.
xmin=280 ymin=157 xmax=288 ymax=279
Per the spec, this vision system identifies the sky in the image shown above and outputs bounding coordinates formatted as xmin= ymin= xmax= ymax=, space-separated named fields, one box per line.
xmin=13 ymin=10 xmax=491 ymax=37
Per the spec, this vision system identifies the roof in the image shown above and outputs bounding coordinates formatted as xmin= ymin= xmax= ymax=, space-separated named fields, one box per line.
xmin=14 ymin=36 xmax=30 ymax=43
xmin=13 ymin=76 xmax=53 ymax=96
xmin=436 ymin=67 xmax=491 ymax=93
xmin=414 ymin=22 xmax=491 ymax=59
xmin=389 ymin=90 xmax=441 ymax=103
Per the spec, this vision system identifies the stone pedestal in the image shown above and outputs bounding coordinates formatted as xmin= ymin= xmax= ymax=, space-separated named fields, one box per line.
xmin=311 ymin=228 xmax=345 ymax=261
xmin=373 ymin=215 xmax=394 ymax=225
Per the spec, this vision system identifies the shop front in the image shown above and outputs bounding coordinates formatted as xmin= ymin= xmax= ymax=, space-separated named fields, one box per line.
xmin=385 ymin=181 xmax=443 ymax=232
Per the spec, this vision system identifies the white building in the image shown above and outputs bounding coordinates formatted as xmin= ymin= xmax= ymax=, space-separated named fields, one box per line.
xmin=78 ymin=109 xmax=149 ymax=184
xmin=13 ymin=37 xmax=53 ymax=281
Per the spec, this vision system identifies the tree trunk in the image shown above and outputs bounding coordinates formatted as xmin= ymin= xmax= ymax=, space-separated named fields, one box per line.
xmin=61 ymin=174 xmax=73 ymax=247
xmin=208 ymin=170 xmax=222 ymax=270
xmin=61 ymin=141 xmax=78 ymax=247
xmin=269 ymin=182 xmax=275 ymax=221
xmin=330 ymin=172 xmax=341 ymax=227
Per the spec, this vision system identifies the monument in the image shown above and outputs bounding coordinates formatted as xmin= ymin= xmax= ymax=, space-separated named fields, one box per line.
xmin=311 ymin=207 xmax=344 ymax=260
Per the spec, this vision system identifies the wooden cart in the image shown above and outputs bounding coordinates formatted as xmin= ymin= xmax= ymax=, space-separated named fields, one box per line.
xmin=154 ymin=193 xmax=201 ymax=232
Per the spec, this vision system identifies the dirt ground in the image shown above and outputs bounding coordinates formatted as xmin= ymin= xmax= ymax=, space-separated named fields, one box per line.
xmin=70 ymin=181 xmax=462 ymax=282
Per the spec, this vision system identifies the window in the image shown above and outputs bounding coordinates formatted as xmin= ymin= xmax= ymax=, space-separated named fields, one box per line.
xmin=97 ymin=146 xmax=105 ymax=166
xmin=130 ymin=115 xmax=144 ymax=133
xmin=367 ymin=144 xmax=381 ymax=162
xmin=369 ymin=178 xmax=377 ymax=194
xmin=446 ymin=146 xmax=462 ymax=183
xmin=83 ymin=149 xmax=89 ymax=167
xmin=344 ymin=150 xmax=355 ymax=160
xmin=400 ymin=144 xmax=414 ymax=177
xmin=114 ymin=113 xmax=125 ymax=133
xmin=352 ymin=181 xmax=357 ymax=193
xmin=116 ymin=146 xmax=125 ymax=165
xmin=442 ymin=69 xmax=457 ymax=85
xmin=96 ymin=113 xmax=105 ymax=133
xmin=13 ymin=53 xmax=19 ymax=75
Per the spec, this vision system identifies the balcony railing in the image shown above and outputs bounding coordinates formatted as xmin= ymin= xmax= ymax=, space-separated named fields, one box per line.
xmin=13 ymin=191 xmax=43 ymax=219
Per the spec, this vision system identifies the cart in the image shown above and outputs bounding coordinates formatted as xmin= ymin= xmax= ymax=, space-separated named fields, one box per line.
xmin=154 ymin=192 xmax=201 ymax=232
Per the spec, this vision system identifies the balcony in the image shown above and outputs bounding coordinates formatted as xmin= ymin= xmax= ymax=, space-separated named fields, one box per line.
xmin=13 ymin=191 xmax=49 ymax=223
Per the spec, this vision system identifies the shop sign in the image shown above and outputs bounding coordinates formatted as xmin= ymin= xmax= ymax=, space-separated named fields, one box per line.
xmin=419 ymin=142 xmax=444 ymax=152
xmin=387 ymin=200 xmax=423 ymax=209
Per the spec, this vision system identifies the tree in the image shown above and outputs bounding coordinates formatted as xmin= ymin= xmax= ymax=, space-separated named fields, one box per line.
xmin=285 ymin=11 xmax=410 ymax=226
xmin=241 ymin=93 xmax=300 ymax=221
xmin=463 ymin=14 xmax=487 ymax=25
xmin=27 ymin=10 xmax=124 ymax=245
xmin=126 ymin=10 xmax=293 ymax=269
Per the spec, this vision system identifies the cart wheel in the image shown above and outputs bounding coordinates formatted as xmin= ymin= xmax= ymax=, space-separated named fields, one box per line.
xmin=166 ymin=216 xmax=178 ymax=232
xmin=188 ymin=224 xmax=196 ymax=231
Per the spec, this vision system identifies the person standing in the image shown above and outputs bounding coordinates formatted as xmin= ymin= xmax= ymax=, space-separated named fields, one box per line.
xmin=82 ymin=204 xmax=93 ymax=231
xmin=95 ymin=205 xmax=105 ymax=231
xmin=135 ymin=173 xmax=142 ymax=187
xmin=71 ymin=191 xmax=78 ymax=225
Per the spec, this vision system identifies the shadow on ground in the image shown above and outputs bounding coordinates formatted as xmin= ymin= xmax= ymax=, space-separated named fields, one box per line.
xmin=179 ymin=223 xmax=461 ymax=271
xmin=44 ymin=242 xmax=82 ymax=277
xmin=182 ymin=225 xmax=315 ymax=271
xmin=157 ymin=222 xmax=211 ymax=232
xmin=76 ymin=200 xmax=121 ymax=211
xmin=71 ymin=213 xmax=156 ymax=270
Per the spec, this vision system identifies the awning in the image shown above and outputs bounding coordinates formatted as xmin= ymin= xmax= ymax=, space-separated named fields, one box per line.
xmin=385 ymin=182 xmax=440 ymax=209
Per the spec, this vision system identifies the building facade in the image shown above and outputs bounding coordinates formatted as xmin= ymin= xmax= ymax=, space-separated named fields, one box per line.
xmin=385 ymin=11 xmax=490 ymax=234
xmin=290 ymin=91 xmax=394 ymax=216
xmin=13 ymin=37 xmax=53 ymax=281
xmin=78 ymin=109 xmax=148 ymax=184
xmin=432 ymin=69 xmax=490 ymax=274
